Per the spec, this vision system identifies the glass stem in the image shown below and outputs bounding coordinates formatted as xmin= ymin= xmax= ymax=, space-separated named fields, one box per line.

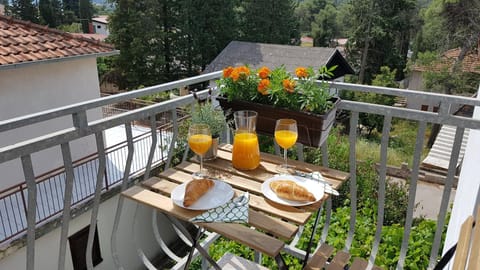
xmin=284 ymin=148 xmax=288 ymax=166
xmin=200 ymin=155 xmax=204 ymax=174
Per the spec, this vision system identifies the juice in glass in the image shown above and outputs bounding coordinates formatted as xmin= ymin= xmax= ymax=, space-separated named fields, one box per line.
xmin=188 ymin=134 xmax=212 ymax=155
xmin=275 ymin=130 xmax=298 ymax=149
xmin=232 ymin=132 xmax=260 ymax=170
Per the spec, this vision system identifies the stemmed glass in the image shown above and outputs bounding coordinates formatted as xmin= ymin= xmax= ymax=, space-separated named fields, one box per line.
xmin=274 ymin=119 xmax=298 ymax=172
xmin=188 ymin=124 xmax=212 ymax=178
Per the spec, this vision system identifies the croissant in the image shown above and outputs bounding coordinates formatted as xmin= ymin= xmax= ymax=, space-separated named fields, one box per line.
xmin=183 ymin=179 xmax=215 ymax=207
xmin=270 ymin=180 xmax=316 ymax=202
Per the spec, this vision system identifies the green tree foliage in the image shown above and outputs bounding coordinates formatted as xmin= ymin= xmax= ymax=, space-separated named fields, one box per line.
xmin=108 ymin=0 xmax=168 ymax=89
xmin=343 ymin=0 xmax=416 ymax=83
xmin=79 ymin=0 xmax=93 ymax=33
xmin=109 ymin=0 xmax=238 ymax=90
xmin=177 ymin=0 xmax=236 ymax=74
xmin=63 ymin=0 xmax=79 ymax=17
xmin=9 ymin=0 xmax=39 ymax=23
xmin=238 ymin=0 xmax=300 ymax=44
xmin=57 ymin=22 xmax=82 ymax=32
xmin=295 ymin=0 xmax=329 ymax=34
xmin=295 ymin=0 xmax=339 ymax=47
xmin=39 ymin=0 xmax=63 ymax=27
xmin=413 ymin=0 xmax=446 ymax=54
xmin=341 ymin=67 xmax=397 ymax=135
xmin=311 ymin=2 xmax=338 ymax=47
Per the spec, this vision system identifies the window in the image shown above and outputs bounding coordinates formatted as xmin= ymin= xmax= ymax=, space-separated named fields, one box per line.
xmin=97 ymin=25 xmax=101 ymax=29
xmin=68 ymin=225 xmax=103 ymax=270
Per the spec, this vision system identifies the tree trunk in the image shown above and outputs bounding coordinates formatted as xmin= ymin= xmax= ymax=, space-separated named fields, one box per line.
xmin=359 ymin=37 xmax=370 ymax=84
xmin=359 ymin=23 xmax=371 ymax=84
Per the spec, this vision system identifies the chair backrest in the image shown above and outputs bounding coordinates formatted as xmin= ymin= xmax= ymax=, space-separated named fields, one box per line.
xmin=452 ymin=207 xmax=480 ymax=270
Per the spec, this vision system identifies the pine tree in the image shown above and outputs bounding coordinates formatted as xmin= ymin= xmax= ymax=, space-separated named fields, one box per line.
xmin=10 ymin=0 xmax=39 ymax=23
xmin=79 ymin=0 xmax=93 ymax=33
xmin=178 ymin=0 xmax=237 ymax=74
xmin=63 ymin=0 xmax=78 ymax=24
xmin=39 ymin=0 xmax=63 ymax=27
xmin=239 ymin=0 xmax=300 ymax=45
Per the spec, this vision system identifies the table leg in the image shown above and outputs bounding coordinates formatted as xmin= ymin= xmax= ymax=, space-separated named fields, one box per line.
xmin=166 ymin=216 xmax=222 ymax=270
xmin=274 ymin=253 xmax=288 ymax=270
xmin=302 ymin=207 xmax=322 ymax=269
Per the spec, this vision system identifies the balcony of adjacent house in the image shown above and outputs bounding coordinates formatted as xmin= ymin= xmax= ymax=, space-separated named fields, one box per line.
xmin=0 ymin=71 xmax=479 ymax=270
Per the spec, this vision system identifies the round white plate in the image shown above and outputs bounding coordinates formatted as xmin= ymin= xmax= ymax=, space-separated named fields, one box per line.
xmin=261 ymin=174 xmax=325 ymax=206
xmin=171 ymin=180 xmax=234 ymax=210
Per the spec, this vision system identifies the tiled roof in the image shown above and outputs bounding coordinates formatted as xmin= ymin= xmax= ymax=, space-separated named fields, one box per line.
xmin=413 ymin=48 xmax=480 ymax=74
xmin=71 ymin=33 xmax=108 ymax=42
xmin=0 ymin=14 xmax=117 ymax=67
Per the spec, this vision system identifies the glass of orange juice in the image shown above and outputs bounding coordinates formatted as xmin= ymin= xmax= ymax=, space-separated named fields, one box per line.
xmin=274 ymin=119 xmax=298 ymax=172
xmin=188 ymin=124 xmax=212 ymax=178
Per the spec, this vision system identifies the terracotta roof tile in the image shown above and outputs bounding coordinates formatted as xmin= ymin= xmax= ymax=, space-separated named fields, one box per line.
xmin=0 ymin=14 xmax=117 ymax=67
xmin=413 ymin=48 xmax=480 ymax=74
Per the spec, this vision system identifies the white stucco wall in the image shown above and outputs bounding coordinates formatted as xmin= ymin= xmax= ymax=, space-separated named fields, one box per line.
xmin=442 ymin=92 xmax=480 ymax=268
xmin=0 ymin=194 xmax=175 ymax=270
xmin=406 ymin=71 xmax=440 ymax=111
xmin=92 ymin=22 xmax=109 ymax=36
xmin=0 ymin=58 xmax=102 ymax=190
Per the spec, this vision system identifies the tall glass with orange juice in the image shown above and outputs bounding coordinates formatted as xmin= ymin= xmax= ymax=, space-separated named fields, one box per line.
xmin=188 ymin=124 xmax=212 ymax=178
xmin=232 ymin=111 xmax=260 ymax=170
xmin=274 ymin=119 xmax=298 ymax=172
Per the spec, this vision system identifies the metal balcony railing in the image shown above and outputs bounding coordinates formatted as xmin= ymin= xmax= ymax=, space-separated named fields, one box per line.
xmin=0 ymin=70 xmax=479 ymax=270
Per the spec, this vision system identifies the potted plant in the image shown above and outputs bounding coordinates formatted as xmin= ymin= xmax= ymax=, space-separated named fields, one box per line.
xmin=216 ymin=65 xmax=339 ymax=147
xmin=191 ymin=98 xmax=228 ymax=160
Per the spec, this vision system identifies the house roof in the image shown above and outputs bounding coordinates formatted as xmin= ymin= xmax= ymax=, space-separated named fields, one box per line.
xmin=413 ymin=48 xmax=480 ymax=74
xmin=92 ymin=16 xmax=108 ymax=25
xmin=204 ymin=41 xmax=354 ymax=79
xmin=71 ymin=33 xmax=108 ymax=42
xmin=0 ymin=14 xmax=118 ymax=69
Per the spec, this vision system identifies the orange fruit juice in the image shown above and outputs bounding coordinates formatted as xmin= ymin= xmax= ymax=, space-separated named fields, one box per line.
xmin=188 ymin=134 xmax=212 ymax=155
xmin=275 ymin=130 xmax=298 ymax=149
xmin=232 ymin=132 xmax=260 ymax=170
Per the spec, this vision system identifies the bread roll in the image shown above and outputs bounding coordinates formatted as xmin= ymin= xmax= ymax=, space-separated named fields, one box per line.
xmin=270 ymin=180 xmax=316 ymax=202
xmin=183 ymin=179 xmax=215 ymax=207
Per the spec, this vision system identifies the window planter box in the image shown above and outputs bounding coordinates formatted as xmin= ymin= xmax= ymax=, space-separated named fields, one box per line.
xmin=216 ymin=96 xmax=340 ymax=148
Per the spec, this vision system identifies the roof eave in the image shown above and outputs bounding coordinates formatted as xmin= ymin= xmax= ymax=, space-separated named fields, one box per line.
xmin=0 ymin=50 xmax=120 ymax=71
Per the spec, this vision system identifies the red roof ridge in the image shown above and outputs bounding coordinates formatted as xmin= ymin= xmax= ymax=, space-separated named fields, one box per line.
xmin=0 ymin=14 xmax=117 ymax=66
xmin=0 ymin=14 xmax=114 ymax=50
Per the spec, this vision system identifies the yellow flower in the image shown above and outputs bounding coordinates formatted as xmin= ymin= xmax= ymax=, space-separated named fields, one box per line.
xmin=295 ymin=67 xmax=309 ymax=78
xmin=257 ymin=79 xmax=271 ymax=95
xmin=282 ymin=79 xmax=295 ymax=93
xmin=223 ymin=66 xmax=234 ymax=78
xmin=258 ymin=66 xmax=271 ymax=79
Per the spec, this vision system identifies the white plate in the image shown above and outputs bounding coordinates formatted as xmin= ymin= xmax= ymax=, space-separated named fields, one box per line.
xmin=261 ymin=174 xmax=325 ymax=206
xmin=171 ymin=180 xmax=234 ymax=210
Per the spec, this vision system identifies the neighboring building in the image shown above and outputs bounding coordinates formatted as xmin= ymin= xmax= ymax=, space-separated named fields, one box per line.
xmin=0 ymin=15 xmax=171 ymax=270
xmin=0 ymin=14 xmax=118 ymax=190
xmin=92 ymin=16 xmax=109 ymax=36
xmin=204 ymin=41 xmax=354 ymax=80
xmin=407 ymin=48 xmax=480 ymax=111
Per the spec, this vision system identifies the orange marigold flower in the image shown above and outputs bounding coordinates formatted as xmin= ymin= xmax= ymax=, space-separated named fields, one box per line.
xmin=230 ymin=69 xmax=240 ymax=81
xmin=257 ymin=79 xmax=271 ymax=95
xmin=237 ymin=66 xmax=251 ymax=77
xmin=223 ymin=66 xmax=234 ymax=78
xmin=258 ymin=66 xmax=271 ymax=79
xmin=295 ymin=67 xmax=309 ymax=78
xmin=282 ymin=79 xmax=295 ymax=93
